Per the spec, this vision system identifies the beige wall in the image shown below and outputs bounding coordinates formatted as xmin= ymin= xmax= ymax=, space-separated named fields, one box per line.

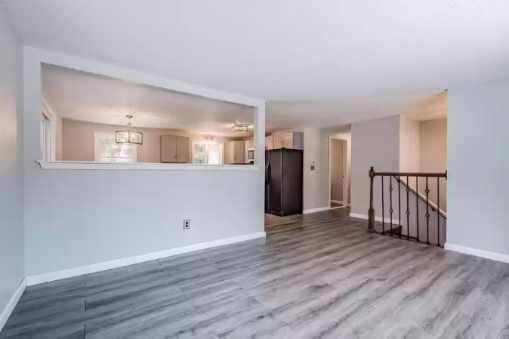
xmin=420 ymin=119 xmax=447 ymax=173
xmin=419 ymin=118 xmax=447 ymax=211
xmin=399 ymin=116 xmax=447 ymax=211
xmin=62 ymin=119 xmax=232 ymax=162
xmin=399 ymin=115 xmax=421 ymax=173
xmin=63 ymin=119 xmax=172 ymax=161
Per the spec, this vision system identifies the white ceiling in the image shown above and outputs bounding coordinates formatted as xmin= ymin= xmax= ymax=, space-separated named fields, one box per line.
xmin=268 ymin=89 xmax=447 ymax=130
xmin=42 ymin=64 xmax=255 ymax=137
xmin=5 ymin=1 xmax=506 ymax=126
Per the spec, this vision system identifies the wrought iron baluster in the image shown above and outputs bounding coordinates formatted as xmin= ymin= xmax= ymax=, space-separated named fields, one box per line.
xmin=389 ymin=177 xmax=393 ymax=234
xmin=437 ymin=177 xmax=441 ymax=247
xmin=406 ymin=176 xmax=410 ymax=240
xmin=367 ymin=169 xmax=446 ymax=247
xmin=425 ymin=177 xmax=430 ymax=245
xmin=416 ymin=176 xmax=419 ymax=242
xmin=381 ymin=175 xmax=385 ymax=234
xmin=398 ymin=176 xmax=401 ymax=238
xmin=368 ymin=167 xmax=375 ymax=232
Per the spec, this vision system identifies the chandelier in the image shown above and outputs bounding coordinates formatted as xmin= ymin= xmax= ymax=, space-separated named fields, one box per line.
xmin=232 ymin=121 xmax=254 ymax=132
xmin=115 ymin=114 xmax=143 ymax=145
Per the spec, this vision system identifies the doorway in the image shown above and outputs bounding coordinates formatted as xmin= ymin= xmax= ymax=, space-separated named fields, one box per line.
xmin=328 ymin=135 xmax=351 ymax=209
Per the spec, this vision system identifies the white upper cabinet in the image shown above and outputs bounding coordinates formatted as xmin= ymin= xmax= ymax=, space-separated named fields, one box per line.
xmin=266 ymin=131 xmax=303 ymax=150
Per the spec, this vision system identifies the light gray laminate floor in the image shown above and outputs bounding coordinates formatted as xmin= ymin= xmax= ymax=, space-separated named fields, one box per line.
xmin=2 ymin=209 xmax=509 ymax=338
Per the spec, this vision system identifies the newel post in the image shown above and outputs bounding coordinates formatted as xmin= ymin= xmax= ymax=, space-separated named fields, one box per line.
xmin=368 ymin=166 xmax=375 ymax=233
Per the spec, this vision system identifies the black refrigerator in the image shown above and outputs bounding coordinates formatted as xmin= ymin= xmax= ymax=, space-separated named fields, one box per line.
xmin=265 ymin=148 xmax=303 ymax=216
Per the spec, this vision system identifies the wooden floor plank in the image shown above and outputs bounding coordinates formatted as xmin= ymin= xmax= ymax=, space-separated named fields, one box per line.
xmin=1 ymin=209 xmax=508 ymax=338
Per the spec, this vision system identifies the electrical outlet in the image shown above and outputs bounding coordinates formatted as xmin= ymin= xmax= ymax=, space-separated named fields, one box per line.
xmin=183 ymin=219 xmax=191 ymax=230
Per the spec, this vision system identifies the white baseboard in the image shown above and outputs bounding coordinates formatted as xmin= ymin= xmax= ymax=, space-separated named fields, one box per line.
xmin=0 ymin=278 xmax=26 ymax=332
xmin=303 ymin=207 xmax=331 ymax=214
xmin=349 ymin=213 xmax=400 ymax=225
xmin=444 ymin=243 xmax=509 ymax=264
xmin=349 ymin=212 xmax=369 ymax=220
xmin=26 ymin=232 xmax=266 ymax=286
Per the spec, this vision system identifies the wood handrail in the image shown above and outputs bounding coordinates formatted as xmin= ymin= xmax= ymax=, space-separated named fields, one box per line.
xmin=372 ymin=170 xmax=447 ymax=178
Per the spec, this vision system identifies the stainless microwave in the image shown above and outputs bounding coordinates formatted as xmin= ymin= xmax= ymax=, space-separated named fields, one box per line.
xmin=247 ymin=148 xmax=255 ymax=163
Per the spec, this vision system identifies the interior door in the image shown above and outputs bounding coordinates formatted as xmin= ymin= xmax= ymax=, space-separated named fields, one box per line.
xmin=330 ymin=139 xmax=346 ymax=204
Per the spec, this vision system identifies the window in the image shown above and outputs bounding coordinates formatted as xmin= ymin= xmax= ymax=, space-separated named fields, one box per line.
xmin=41 ymin=63 xmax=258 ymax=169
xmin=192 ymin=141 xmax=223 ymax=165
xmin=40 ymin=112 xmax=56 ymax=161
xmin=94 ymin=132 xmax=137 ymax=163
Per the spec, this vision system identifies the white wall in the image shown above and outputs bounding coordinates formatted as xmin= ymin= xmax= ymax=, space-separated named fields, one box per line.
xmin=448 ymin=81 xmax=509 ymax=256
xmin=22 ymin=47 xmax=266 ymax=277
xmin=0 ymin=4 xmax=24 ymax=327
xmin=350 ymin=115 xmax=400 ymax=217
xmin=420 ymin=118 xmax=447 ymax=211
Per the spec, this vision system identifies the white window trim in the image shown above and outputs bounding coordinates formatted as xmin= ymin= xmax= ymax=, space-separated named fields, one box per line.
xmin=41 ymin=98 xmax=57 ymax=162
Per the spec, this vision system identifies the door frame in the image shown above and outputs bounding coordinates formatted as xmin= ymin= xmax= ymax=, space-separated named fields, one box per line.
xmin=328 ymin=135 xmax=350 ymax=209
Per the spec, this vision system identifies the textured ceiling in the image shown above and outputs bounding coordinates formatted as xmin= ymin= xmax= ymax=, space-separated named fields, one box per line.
xmin=6 ymin=0 xmax=509 ymax=100
xmin=268 ymin=89 xmax=447 ymax=131
xmin=6 ymin=1 xmax=504 ymax=127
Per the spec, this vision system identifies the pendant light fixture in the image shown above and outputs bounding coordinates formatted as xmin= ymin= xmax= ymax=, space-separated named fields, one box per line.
xmin=115 ymin=114 xmax=143 ymax=145
xmin=232 ymin=121 xmax=254 ymax=132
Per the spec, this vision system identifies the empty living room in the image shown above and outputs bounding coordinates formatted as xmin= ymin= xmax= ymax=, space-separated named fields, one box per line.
xmin=1 ymin=1 xmax=509 ymax=338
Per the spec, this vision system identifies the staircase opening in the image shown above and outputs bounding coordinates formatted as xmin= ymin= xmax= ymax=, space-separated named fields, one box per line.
xmin=367 ymin=167 xmax=447 ymax=247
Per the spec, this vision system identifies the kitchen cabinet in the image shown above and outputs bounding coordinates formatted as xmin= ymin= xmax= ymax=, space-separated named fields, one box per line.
xmin=245 ymin=137 xmax=254 ymax=150
xmin=224 ymin=140 xmax=246 ymax=164
xmin=176 ymin=136 xmax=190 ymax=162
xmin=266 ymin=131 xmax=303 ymax=150
xmin=161 ymin=135 xmax=191 ymax=163
xmin=265 ymin=135 xmax=274 ymax=150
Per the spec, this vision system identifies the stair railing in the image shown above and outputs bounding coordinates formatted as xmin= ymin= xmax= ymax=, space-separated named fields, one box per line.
xmin=368 ymin=167 xmax=447 ymax=247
